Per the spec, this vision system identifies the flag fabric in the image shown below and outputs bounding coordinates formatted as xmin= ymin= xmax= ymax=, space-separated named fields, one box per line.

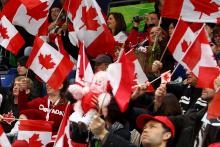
xmin=162 ymin=0 xmax=220 ymax=24
xmin=107 ymin=51 xmax=135 ymax=112
xmin=64 ymin=0 xmax=115 ymax=58
xmin=55 ymin=35 xmax=71 ymax=59
xmin=182 ymin=28 xmax=219 ymax=89
xmin=167 ymin=19 xmax=202 ymax=63
xmin=0 ymin=125 xmax=11 ymax=147
xmin=0 ymin=13 xmax=24 ymax=55
xmin=26 ymin=37 xmax=74 ymax=90
xmin=54 ymin=103 xmax=73 ymax=147
xmin=161 ymin=70 xmax=171 ymax=84
xmin=125 ymin=49 xmax=148 ymax=85
xmin=125 ymin=49 xmax=154 ymax=92
xmin=2 ymin=0 xmax=54 ymax=36
xmin=18 ymin=120 xmax=53 ymax=146
xmin=75 ymin=41 xmax=94 ymax=85
xmin=208 ymin=90 xmax=220 ymax=124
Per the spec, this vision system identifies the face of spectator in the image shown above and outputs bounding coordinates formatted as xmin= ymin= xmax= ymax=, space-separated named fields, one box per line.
xmin=148 ymin=13 xmax=159 ymax=26
xmin=168 ymin=23 xmax=175 ymax=37
xmin=17 ymin=64 xmax=28 ymax=76
xmin=186 ymin=70 xmax=197 ymax=86
xmin=95 ymin=63 xmax=109 ymax=72
xmin=149 ymin=26 xmax=161 ymax=43
xmin=46 ymin=84 xmax=62 ymax=97
xmin=107 ymin=14 xmax=117 ymax=31
xmin=201 ymin=88 xmax=215 ymax=101
xmin=13 ymin=80 xmax=21 ymax=96
xmin=141 ymin=120 xmax=171 ymax=147
xmin=213 ymin=32 xmax=220 ymax=46
xmin=50 ymin=7 xmax=61 ymax=22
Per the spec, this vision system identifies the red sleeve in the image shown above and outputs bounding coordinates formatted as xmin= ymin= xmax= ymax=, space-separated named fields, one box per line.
xmin=18 ymin=91 xmax=47 ymax=111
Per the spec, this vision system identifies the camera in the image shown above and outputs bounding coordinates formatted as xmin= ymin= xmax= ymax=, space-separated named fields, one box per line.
xmin=133 ymin=16 xmax=145 ymax=22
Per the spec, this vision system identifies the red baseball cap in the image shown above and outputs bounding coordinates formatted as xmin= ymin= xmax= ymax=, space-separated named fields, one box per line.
xmin=136 ymin=114 xmax=175 ymax=138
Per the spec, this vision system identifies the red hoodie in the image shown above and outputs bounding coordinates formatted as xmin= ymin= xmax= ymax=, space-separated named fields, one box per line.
xmin=18 ymin=92 xmax=68 ymax=133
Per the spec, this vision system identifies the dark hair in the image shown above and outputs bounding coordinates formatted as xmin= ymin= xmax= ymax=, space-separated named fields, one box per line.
xmin=48 ymin=2 xmax=62 ymax=23
xmin=155 ymin=93 xmax=182 ymax=116
xmin=17 ymin=56 xmax=28 ymax=67
xmin=105 ymin=98 xmax=126 ymax=125
xmin=212 ymin=25 xmax=220 ymax=44
xmin=60 ymin=79 xmax=69 ymax=99
xmin=108 ymin=12 xmax=127 ymax=36
xmin=149 ymin=12 xmax=160 ymax=20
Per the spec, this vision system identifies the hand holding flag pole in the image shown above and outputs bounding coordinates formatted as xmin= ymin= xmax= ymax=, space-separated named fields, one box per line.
xmin=151 ymin=17 xmax=162 ymax=52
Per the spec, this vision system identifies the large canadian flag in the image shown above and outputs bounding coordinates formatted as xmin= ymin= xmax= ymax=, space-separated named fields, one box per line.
xmin=162 ymin=0 xmax=220 ymax=23
xmin=26 ymin=37 xmax=74 ymax=90
xmin=64 ymin=0 xmax=115 ymax=58
xmin=0 ymin=125 xmax=11 ymax=147
xmin=107 ymin=51 xmax=135 ymax=112
xmin=167 ymin=19 xmax=202 ymax=63
xmin=18 ymin=120 xmax=53 ymax=146
xmin=181 ymin=28 xmax=220 ymax=89
xmin=2 ymin=0 xmax=54 ymax=35
xmin=0 ymin=13 xmax=25 ymax=55
xmin=75 ymin=41 xmax=94 ymax=85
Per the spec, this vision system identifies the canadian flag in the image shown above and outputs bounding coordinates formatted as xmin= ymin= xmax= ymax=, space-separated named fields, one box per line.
xmin=26 ymin=37 xmax=74 ymax=90
xmin=107 ymin=51 xmax=135 ymax=112
xmin=125 ymin=49 xmax=155 ymax=92
xmin=64 ymin=0 xmax=115 ymax=58
xmin=161 ymin=70 xmax=171 ymax=84
xmin=0 ymin=13 xmax=24 ymax=55
xmin=162 ymin=0 xmax=220 ymax=23
xmin=0 ymin=125 xmax=11 ymax=147
xmin=167 ymin=19 xmax=202 ymax=63
xmin=181 ymin=28 xmax=220 ymax=89
xmin=54 ymin=103 xmax=73 ymax=147
xmin=2 ymin=0 xmax=54 ymax=35
xmin=18 ymin=120 xmax=53 ymax=146
xmin=75 ymin=41 xmax=94 ymax=85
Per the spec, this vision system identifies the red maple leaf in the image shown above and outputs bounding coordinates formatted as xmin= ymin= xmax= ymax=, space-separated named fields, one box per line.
xmin=38 ymin=53 xmax=56 ymax=70
xmin=0 ymin=24 xmax=9 ymax=39
xmin=80 ymin=6 xmax=100 ymax=31
xmin=181 ymin=40 xmax=191 ymax=52
xmin=2 ymin=111 xmax=15 ymax=125
xmin=26 ymin=1 xmax=48 ymax=23
xmin=29 ymin=134 xmax=43 ymax=147
xmin=190 ymin=0 xmax=219 ymax=19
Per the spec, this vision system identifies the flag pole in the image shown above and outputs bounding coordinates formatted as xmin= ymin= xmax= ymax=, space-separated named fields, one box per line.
xmin=65 ymin=0 xmax=71 ymax=24
xmin=151 ymin=16 xmax=162 ymax=52
xmin=115 ymin=48 xmax=124 ymax=63
xmin=82 ymin=41 xmax=86 ymax=85
xmin=54 ymin=8 xmax=63 ymax=24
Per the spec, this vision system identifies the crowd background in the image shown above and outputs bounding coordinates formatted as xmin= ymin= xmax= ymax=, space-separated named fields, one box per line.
xmin=0 ymin=0 xmax=219 ymax=147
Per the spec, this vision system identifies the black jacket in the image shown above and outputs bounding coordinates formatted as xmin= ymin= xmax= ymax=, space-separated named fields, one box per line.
xmin=0 ymin=92 xmax=19 ymax=133
xmin=167 ymin=83 xmax=203 ymax=113
xmin=170 ymin=108 xmax=220 ymax=147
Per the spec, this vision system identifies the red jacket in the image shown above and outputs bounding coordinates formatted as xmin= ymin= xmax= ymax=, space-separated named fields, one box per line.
xmin=18 ymin=92 xmax=68 ymax=133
